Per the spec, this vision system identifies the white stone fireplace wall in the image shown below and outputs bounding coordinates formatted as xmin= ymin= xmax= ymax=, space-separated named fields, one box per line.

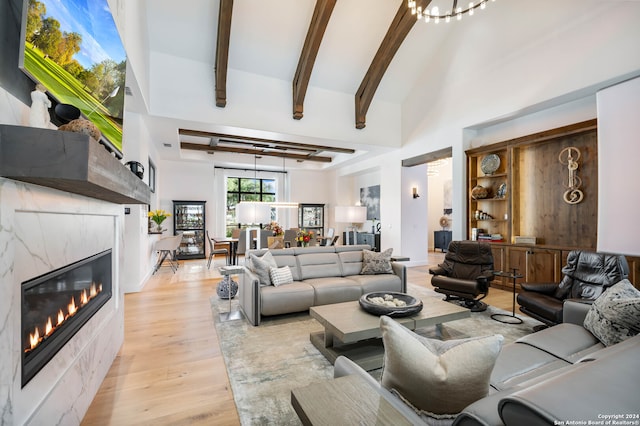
xmin=0 ymin=177 xmax=125 ymax=424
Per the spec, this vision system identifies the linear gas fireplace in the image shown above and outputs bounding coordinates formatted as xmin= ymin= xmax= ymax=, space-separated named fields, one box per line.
xmin=21 ymin=249 xmax=112 ymax=387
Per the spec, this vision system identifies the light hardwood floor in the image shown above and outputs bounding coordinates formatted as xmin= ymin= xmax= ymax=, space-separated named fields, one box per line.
xmin=82 ymin=252 xmax=522 ymax=425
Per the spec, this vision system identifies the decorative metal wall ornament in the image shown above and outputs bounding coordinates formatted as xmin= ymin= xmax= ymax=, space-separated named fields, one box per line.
xmin=558 ymin=147 xmax=584 ymax=204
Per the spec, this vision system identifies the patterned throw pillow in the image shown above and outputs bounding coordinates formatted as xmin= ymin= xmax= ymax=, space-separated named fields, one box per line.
xmin=360 ymin=248 xmax=393 ymax=275
xmin=248 ymin=251 xmax=278 ymax=286
xmin=380 ymin=316 xmax=503 ymax=417
xmin=583 ymin=279 xmax=640 ymax=346
xmin=269 ymin=266 xmax=294 ymax=287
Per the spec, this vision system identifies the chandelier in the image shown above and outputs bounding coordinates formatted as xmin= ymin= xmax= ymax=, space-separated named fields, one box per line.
xmin=408 ymin=0 xmax=495 ymax=24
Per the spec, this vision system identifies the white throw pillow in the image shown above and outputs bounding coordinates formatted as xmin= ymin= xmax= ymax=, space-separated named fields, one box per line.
xmin=380 ymin=315 xmax=503 ymax=416
xmin=248 ymin=251 xmax=278 ymax=286
xmin=269 ymin=266 xmax=294 ymax=287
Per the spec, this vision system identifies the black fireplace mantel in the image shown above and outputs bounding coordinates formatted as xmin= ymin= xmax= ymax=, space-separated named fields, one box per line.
xmin=0 ymin=124 xmax=150 ymax=204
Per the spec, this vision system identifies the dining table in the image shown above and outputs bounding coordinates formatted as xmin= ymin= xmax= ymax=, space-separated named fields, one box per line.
xmin=216 ymin=238 xmax=239 ymax=265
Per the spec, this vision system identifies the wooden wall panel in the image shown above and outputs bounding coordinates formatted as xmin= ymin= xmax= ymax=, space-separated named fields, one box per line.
xmin=513 ymin=129 xmax=597 ymax=248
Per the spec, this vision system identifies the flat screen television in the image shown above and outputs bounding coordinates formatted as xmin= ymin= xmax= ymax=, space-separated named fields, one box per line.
xmin=18 ymin=0 xmax=126 ymax=158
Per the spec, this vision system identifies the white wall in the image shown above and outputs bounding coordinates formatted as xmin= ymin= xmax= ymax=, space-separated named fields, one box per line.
xmin=427 ymin=160 xmax=453 ymax=250
xmin=402 ymin=163 xmax=429 ymax=265
xmin=158 ymin=159 xmax=216 ymax=235
xmin=597 ymin=77 xmax=640 ymax=257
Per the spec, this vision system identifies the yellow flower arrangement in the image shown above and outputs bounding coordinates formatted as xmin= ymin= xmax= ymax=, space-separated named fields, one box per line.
xmin=148 ymin=209 xmax=171 ymax=227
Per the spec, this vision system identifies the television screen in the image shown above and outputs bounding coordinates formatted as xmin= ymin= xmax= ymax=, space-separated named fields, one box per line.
xmin=19 ymin=0 xmax=126 ymax=156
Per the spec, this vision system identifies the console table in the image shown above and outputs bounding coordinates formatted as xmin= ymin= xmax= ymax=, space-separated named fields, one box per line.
xmin=291 ymin=375 xmax=412 ymax=426
xmin=434 ymin=230 xmax=452 ymax=252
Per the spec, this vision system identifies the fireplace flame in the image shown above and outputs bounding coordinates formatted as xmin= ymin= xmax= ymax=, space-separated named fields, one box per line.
xmin=29 ymin=328 xmax=40 ymax=350
xmin=68 ymin=297 xmax=77 ymax=316
xmin=45 ymin=317 xmax=53 ymax=336
xmin=80 ymin=289 xmax=88 ymax=306
xmin=25 ymin=282 xmax=103 ymax=354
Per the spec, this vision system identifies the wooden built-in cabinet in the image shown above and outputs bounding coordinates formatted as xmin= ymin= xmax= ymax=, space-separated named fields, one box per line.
xmin=467 ymin=119 xmax=639 ymax=290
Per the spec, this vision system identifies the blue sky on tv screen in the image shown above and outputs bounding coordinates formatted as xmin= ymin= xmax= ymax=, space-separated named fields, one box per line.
xmin=40 ymin=0 xmax=125 ymax=70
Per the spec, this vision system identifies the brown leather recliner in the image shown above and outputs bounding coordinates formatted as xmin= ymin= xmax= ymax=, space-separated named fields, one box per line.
xmin=516 ymin=250 xmax=629 ymax=326
xmin=429 ymin=240 xmax=495 ymax=312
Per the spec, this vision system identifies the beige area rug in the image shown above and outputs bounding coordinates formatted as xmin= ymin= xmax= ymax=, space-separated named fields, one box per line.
xmin=210 ymin=284 xmax=544 ymax=425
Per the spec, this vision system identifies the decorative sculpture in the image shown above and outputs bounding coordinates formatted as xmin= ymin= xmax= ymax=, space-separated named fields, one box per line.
xmin=558 ymin=147 xmax=584 ymax=204
xmin=29 ymin=83 xmax=51 ymax=128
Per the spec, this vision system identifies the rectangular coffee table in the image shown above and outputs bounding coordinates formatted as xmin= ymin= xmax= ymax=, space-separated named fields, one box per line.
xmin=310 ymin=297 xmax=469 ymax=370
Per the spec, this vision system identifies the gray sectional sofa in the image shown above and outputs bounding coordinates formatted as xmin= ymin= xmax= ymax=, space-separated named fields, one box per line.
xmin=334 ymin=299 xmax=640 ymax=425
xmin=239 ymin=245 xmax=406 ymax=326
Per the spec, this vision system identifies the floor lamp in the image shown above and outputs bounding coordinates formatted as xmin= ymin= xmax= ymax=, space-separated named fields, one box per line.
xmin=335 ymin=206 xmax=367 ymax=245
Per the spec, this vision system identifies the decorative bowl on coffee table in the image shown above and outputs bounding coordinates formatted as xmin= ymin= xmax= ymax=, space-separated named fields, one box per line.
xmin=359 ymin=292 xmax=423 ymax=317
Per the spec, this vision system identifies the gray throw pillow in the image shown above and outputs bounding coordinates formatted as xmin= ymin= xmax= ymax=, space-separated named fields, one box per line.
xmin=380 ymin=315 xmax=503 ymax=416
xmin=248 ymin=251 xmax=278 ymax=286
xmin=360 ymin=248 xmax=393 ymax=275
xmin=269 ymin=266 xmax=293 ymax=287
xmin=583 ymin=279 xmax=640 ymax=346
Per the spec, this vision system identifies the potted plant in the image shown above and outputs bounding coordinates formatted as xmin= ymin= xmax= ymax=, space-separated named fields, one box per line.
xmin=148 ymin=209 xmax=171 ymax=232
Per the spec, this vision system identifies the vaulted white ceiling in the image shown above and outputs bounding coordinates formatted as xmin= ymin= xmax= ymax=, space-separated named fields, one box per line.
xmin=117 ymin=0 xmax=640 ymax=170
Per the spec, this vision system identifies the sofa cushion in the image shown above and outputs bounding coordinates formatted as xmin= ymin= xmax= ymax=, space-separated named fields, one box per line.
xmin=583 ymin=279 xmax=640 ymax=346
xmin=380 ymin=315 xmax=503 ymax=416
xmin=361 ymin=248 xmax=393 ymax=275
xmin=248 ymin=251 xmax=278 ymax=286
xmin=298 ymin=252 xmax=342 ymax=280
xmin=489 ymin=342 xmax=572 ymax=391
xmin=305 ymin=277 xmax=363 ymax=306
xmin=515 ymin=323 xmax=602 ymax=363
xmin=269 ymin=265 xmax=293 ymax=287
xmin=338 ymin=250 xmax=364 ymax=276
xmin=260 ymin=282 xmax=315 ymax=316
xmin=347 ymin=274 xmax=403 ymax=294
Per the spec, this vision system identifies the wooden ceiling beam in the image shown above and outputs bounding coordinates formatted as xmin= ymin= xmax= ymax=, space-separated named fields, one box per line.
xmin=180 ymin=143 xmax=333 ymax=163
xmin=215 ymin=0 xmax=233 ymax=108
xmin=292 ymin=0 xmax=336 ymax=120
xmin=354 ymin=0 xmax=432 ymax=129
xmin=178 ymin=128 xmax=355 ymax=154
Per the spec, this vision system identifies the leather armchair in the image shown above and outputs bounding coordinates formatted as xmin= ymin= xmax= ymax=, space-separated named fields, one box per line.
xmin=516 ymin=250 xmax=629 ymax=327
xmin=429 ymin=240 xmax=495 ymax=312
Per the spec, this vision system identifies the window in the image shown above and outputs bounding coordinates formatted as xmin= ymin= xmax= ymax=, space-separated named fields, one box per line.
xmin=226 ymin=177 xmax=276 ymax=236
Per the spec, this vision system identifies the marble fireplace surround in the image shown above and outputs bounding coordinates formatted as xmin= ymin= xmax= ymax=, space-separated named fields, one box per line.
xmin=0 ymin=177 xmax=124 ymax=425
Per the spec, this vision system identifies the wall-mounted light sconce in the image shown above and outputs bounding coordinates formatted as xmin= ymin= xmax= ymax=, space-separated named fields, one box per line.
xmin=412 ymin=187 xmax=420 ymax=199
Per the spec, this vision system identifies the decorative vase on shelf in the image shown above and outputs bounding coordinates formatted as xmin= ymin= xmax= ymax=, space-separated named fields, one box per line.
xmin=155 ymin=223 xmax=163 ymax=232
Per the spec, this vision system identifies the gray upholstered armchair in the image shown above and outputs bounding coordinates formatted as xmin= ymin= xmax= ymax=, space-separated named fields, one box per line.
xmin=429 ymin=240 xmax=495 ymax=312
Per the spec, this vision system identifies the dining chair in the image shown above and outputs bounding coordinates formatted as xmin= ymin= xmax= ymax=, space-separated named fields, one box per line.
xmin=206 ymin=230 xmax=229 ymax=269
xmin=152 ymin=234 xmax=182 ymax=274
xmin=236 ymin=229 xmax=248 ymax=263
xmin=319 ymin=228 xmax=335 ymax=246
xmin=283 ymin=229 xmax=298 ymax=248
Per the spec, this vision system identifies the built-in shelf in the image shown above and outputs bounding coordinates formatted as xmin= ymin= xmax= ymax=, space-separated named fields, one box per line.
xmin=0 ymin=124 xmax=150 ymax=204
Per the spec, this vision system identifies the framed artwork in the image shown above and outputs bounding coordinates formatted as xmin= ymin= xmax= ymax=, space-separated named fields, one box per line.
xmin=360 ymin=185 xmax=380 ymax=220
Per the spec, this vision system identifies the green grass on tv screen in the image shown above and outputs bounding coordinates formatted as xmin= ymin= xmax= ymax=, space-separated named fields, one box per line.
xmin=24 ymin=43 xmax=123 ymax=152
